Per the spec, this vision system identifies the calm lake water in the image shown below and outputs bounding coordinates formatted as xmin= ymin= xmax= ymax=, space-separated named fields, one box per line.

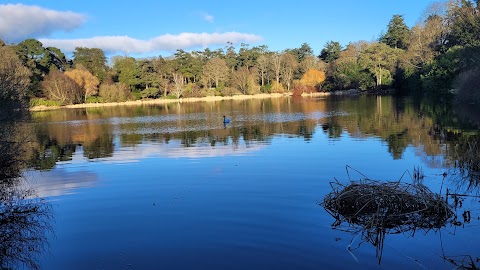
xmin=15 ymin=95 xmax=480 ymax=269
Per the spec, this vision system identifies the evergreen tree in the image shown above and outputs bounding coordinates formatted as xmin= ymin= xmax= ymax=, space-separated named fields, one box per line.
xmin=319 ymin=41 xmax=342 ymax=63
xmin=73 ymin=47 xmax=107 ymax=82
xmin=381 ymin=15 xmax=410 ymax=49
xmin=447 ymin=0 xmax=480 ymax=48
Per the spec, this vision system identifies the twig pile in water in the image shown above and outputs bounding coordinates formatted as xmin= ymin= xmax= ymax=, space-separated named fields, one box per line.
xmin=322 ymin=179 xmax=454 ymax=233
xmin=321 ymin=167 xmax=462 ymax=265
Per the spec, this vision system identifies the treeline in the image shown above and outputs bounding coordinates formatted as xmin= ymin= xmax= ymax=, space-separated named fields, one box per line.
xmin=0 ymin=0 xmax=479 ymax=107
xmin=0 ymin=40 xmax=327 ymax=106
xmin=321 ymin=0 xmax=480 ymax=98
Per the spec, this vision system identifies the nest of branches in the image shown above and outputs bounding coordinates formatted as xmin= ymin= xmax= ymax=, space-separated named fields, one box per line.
xmin=321 ymin=167 xmax=467 ymax=265
xmin=322 ymin=179 xmax=454 ymax=233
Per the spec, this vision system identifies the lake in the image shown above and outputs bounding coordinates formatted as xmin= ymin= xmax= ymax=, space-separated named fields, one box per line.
xmin=7 ymin=95 xmax=480 ymax=269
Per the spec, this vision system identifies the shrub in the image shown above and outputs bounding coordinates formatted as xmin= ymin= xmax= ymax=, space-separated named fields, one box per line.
xmin=271 ymin=81 xmax=285 ymax=93
xmin=85 ymin=96 xmax=100 ymax=103
xmin=183 ymin=83 xmax=205 ymax=98
xmin=139 ymin=87 xmax=159 ymax=99
xmin=220 ymin=87 xmax=239 ymax=97
xmin=98 ymin=82 xmax=131 ymax=103
xmin=300 ymin=69 xmax=326 ymax=88
xmin=261 ymin=84 xmax=272 ymax=94
xmin=131 ymin=91 xmax=142 ymax=100
xmin=247 ymin=78 xmax=261 ymax=95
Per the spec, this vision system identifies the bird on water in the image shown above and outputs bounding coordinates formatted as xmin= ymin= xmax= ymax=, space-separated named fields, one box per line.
xmin=223 ymin=116 xmax=230 ymax=123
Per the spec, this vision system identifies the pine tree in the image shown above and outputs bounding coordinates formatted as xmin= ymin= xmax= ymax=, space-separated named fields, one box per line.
xmin=381 ymin=15 xmax=410 ymax=49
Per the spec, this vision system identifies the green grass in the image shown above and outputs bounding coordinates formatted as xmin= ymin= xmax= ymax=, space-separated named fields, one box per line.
xmin=85 ymin=96 xmax=101 ymax=103
xmin=161 ymin=95 xmax=178 ymax=99
xmin=29 ymin=98 xmax=62 ymax=107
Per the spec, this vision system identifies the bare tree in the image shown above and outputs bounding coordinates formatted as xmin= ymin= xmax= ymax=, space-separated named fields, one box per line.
xmin=98 ymin=82 xmax=131 ymax=102
xmin=42 ymin=70 xmax=83 ymax=105
xmin=271 ymin=52 xmax=283 ymax=85
xmin=0 ymin=45 xmax=30 ymax=102
xmin=171 ymin=72 xmax=185 ymax=98
xmin=281 ymin=53 xmax=298 ymax=92
xmin=256 ymin=54 xmax=270 ymax=86
xmin=405 ymin=15 xmax=446 ymax=69
xmin=64 ymin=68 xmax=100 ymax=102
xmin=231 ymin=66 xmax=250 ymax=94
xmin=301 ymin=55 xmax=326 ymax=73
xmin=203 ymin=57 xmax=229 ymax=88
xmin=152 ymin=57 xmax=173 ymax=97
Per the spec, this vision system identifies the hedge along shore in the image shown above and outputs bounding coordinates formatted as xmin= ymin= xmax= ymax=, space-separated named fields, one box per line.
xmin=30 ymin=92 xmax=330 ymax=111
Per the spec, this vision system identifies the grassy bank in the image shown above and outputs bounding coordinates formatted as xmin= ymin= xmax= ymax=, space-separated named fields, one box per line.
xmin=30 ymin=92 xmax=330 ymax=111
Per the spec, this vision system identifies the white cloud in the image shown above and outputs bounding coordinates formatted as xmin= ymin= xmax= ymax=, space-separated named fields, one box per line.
xmin=0 ymin=4 xmax=86 ymax=43
xmin=39 ymin=32 xmax=263 ymax=54
xmin=93 ymin=139 xmax=266 ymax=161
xmin=203 ymin=13 xmax=214 ymax=23
xmin=24 ymin=168 xmax=97 ymax=198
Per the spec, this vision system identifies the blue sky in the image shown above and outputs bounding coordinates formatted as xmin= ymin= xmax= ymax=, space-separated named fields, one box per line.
xmin=0 ymin=0 xmax=435 ymax=57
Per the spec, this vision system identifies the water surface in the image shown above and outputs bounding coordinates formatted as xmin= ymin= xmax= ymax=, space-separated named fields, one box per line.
xmin=18 ymin=95 xmax=480 ymax=269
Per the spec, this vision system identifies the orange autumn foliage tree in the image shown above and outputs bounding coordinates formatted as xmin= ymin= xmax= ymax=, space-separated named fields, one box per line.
xmin=300 ymin=69 xmax=326 ymax=88
xmin=64 ymin=68 xmax=100 ymax=102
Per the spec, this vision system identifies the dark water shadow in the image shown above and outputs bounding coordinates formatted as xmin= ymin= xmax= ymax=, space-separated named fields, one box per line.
xmin=1 ymin=103 xmax=54 ymax=270
xmin=0 ymin=180 xmax=54 ymax=270
xmin=445 ymin=133 xmax=480 ymax=195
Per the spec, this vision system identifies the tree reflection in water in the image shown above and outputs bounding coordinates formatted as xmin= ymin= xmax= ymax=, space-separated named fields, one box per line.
xmin=445 ymin=133 xmax=480 ymax=193
xmin=1 ymin=104 xmax=53 ymax=270
xmin=0 ymin=181 xmax=53 ymax=270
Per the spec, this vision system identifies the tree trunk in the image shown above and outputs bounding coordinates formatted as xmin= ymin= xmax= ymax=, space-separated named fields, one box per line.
xmin=379 ymin=68 xmax=382 ymax=86
xmin=375 ymin=66 xmax=382 ymax=87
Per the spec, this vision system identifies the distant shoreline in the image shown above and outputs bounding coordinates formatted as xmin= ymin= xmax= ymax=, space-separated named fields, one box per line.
xmin=30 ymin=92 xmax=330 ymax=111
